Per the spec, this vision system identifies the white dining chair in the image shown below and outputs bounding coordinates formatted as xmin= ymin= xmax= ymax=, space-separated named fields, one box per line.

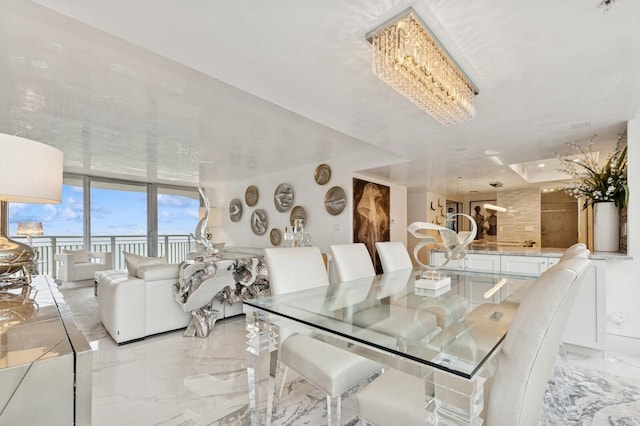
xmin=356 ymin=257 xmax=591 ymax=426
xmin=330 ymin=243 xmax=376 ymax=282
xmin=264 ymin=247 xmax=382 ymax=425
xmin=559 ymin=242 xmax=589 ymax=262
xmin=375 ymin=241 xmax=413 ymax=273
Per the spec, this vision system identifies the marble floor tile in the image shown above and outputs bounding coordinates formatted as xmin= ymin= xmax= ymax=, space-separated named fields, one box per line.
xmin=88 ymin=315 xmax=640 ymax=425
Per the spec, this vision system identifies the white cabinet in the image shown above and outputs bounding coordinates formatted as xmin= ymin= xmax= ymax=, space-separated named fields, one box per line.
xmin=428 ymin=249 xmax=605 ymax=351
xmin=430 ymin=252 xmax=499 ymax=272
xmin=430 ymin=251 xmax=464 ymax=270
xmin=464 ymin=253 xmax=501 ymax=273
xmin=563 ymin=259 xmax=606 ymax=350
xmin=500 ymin=255 xmax=550 ymax=276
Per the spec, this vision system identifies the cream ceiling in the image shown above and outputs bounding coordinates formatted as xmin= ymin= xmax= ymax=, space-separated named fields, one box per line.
xmin=1 ymin=0 xmax=638 ymax=194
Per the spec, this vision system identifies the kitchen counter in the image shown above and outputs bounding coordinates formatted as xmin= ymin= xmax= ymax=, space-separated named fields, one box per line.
xmin=435 ymin=244 xmax=633 ymax=260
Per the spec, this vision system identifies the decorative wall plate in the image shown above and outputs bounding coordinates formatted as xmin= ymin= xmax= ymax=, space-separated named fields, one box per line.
xmin=314 ymin=164 xmax=331 ymax=185
xmin=269 ymin=228 xmax=282 ymax=246
xmin=245 ymin=185 xmax=259 ymax=207
xmin=430 ymin=201 xmax=436 ymax=211
xmin=289 ymin=205 xmax=307 ymax=226
xmin=274 ymin=183 xmax=294 ymax=212
xmin=324 ymin=186 xmax=346 ymax=216
xmin=251 ymin=209 xmax=268 ymax=235
xmin=438 ymin=198 xmax=444 ymax=207
xmin=229 ymin=199 xmax=243 ymax=222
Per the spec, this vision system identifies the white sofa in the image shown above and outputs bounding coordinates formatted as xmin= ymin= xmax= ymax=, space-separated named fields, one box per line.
xmin=97 ymin=247 xmax=269 ymax=344
xmin=56 ymin=250 xmax=112 ymax=287
xmin=97 ymin=263 xmax=190 ymax=344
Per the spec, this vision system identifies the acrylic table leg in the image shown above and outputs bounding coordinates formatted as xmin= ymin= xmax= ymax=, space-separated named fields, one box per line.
xmin=427 ymin=370 xmax=485 ymax=425
xmin=246 ymin=309 xmax=278 ymax=426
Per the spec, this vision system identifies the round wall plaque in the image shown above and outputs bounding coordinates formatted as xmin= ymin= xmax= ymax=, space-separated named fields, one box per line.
xmin=269 ymin=228 xmax=282 ymax=246
xmin=251 ymin=209 xmax=268 ymax=235
xmin=274 ymin=183 xmax=294 ymax=212
xmin=314 ymin=164 xmax=331 ymax=185
xmin=324 ymin=186 xmax=346 ymax=215
xmin=229 ymin=199 xmax=243 ymax=222
xmin=289 ymin=205 xmax=307 ymax=226
xmin=245 ymin=185 xmax=259 ymax=207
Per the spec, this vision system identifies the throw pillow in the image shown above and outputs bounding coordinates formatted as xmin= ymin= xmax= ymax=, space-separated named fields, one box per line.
xmin=123 ymin=252 xmax=166 ymax=277
xmin=62 ymin=249 xmax=89 ymax=264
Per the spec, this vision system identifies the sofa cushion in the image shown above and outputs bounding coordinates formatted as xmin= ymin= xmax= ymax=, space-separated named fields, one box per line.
xmin=137 ymin=263 xmax=179 ymax=281
xmin=123 ymin=252 xmax=166 ymax=276
xmin=62 ymin=249 xmax=89 ymax=263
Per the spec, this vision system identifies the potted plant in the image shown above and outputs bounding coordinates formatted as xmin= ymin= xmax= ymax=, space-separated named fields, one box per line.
xmin=559 ymin=133 xmax=628 ymax=251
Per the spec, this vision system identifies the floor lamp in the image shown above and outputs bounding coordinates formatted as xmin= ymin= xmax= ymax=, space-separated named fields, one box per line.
xmin=0 ymin=134 xmax=63 ymax=288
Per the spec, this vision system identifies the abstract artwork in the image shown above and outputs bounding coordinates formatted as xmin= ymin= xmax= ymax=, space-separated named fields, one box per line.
xmin=353 ymin=178 xmax=390 ymax=274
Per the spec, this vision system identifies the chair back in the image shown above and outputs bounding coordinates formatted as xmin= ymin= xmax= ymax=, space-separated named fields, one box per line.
xmin=264 ymin=247 xmax=329 ymax=296
xmin=375 ymin=241 xmax=412 ymax=273
xmin=559 ymin=242 xmax=589 ymax=262
xmin=486 ymin=257 xmax=591 ymax=426
xmin=330 ymin=243 xmax=376 ymax=282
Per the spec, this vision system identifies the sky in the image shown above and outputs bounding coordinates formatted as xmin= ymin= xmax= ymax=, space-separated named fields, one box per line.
xmin=9 ymin=184 xmax=200 ymax=236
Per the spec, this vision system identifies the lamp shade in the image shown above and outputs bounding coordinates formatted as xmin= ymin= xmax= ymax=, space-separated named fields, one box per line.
xmin=0 ymin=134 xmax=63 ymax=203
xmin=16 ymin=222 xmax=44 ymax=236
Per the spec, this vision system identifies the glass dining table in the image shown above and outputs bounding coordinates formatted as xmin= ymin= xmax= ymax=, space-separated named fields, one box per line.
xmin=243 ymin=267 xmax=536 ymax=425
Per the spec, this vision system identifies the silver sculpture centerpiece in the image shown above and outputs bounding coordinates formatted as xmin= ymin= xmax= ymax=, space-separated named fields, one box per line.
xmin=177 ymin=186 xmax=220 ymax=337
xmin=408 ymin=214 xmax=477 ymax=271
xmin=191 ymin=186 xmax=216 ymax=257
xmin=175 ymin=256 xmax=269 ymax=338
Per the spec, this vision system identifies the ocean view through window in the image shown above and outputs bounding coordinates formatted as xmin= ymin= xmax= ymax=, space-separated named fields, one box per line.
xmin=8 ymin=175 xmax=199 ymax=277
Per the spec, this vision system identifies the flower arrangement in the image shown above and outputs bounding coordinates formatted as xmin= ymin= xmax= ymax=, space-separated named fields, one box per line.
xmin=559 ymin=133 xmax=628 ymax=209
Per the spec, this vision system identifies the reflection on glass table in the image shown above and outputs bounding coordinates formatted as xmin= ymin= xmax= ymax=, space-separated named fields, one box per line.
xmin=244 ymin=267 xmax=536 ymax=425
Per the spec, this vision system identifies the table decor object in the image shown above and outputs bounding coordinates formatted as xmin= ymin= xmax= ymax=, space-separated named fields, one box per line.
xmin=408 ymin=214 xmax=476 ymax=285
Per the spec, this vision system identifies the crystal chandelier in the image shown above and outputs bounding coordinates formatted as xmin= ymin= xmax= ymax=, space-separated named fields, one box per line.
xmin=367 ymin=8 xmax=478 ymax=126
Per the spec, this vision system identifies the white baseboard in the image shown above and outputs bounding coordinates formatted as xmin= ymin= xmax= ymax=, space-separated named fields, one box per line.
xmin=606 ymin=333 xmax=640 ymax=356
xmin=60 ymin=279 xmax=94 ymax=289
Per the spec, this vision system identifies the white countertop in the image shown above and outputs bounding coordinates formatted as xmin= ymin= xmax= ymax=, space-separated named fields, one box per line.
xmin=434 ymin=245 xmax=632 ymax=260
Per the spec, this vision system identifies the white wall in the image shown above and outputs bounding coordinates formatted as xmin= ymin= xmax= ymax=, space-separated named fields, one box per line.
xmin=606 ymin=111 xmax=640 ymax=352
xmin=208 ymin=157 xmax=407 ymax=256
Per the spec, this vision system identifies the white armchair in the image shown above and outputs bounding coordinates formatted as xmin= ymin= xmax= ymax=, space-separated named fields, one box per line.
xmin=55 ymin=249 xmax=113 ymax=286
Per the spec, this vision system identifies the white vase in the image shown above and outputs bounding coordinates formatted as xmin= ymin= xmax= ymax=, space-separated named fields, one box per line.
xmin=593 ymin=202 xmax=619 ymax=252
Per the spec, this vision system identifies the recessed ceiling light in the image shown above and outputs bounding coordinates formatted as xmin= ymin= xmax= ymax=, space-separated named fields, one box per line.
xmin=538 ymin=163 xmax=545 ymax=168
xmin=455 ymin=146 xmax=469 ymax=152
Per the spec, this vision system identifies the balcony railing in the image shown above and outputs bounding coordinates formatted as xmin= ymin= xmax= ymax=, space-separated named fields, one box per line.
xmin=12 ymin=235 xmax=196 ymax=278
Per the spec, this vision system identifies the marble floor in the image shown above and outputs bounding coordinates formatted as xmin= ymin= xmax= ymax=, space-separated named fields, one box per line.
xmin=63 ymin=284 xmax=640 ymax=425
xmin=86 ymin=316 xmax=640 ymax=426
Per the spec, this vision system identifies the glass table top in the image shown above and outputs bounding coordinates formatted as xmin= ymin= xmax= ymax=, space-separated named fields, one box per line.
xmin=245 ymin=268 xmax=536 ymax=378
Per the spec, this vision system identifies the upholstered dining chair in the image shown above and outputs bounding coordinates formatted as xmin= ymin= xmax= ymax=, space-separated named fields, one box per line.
xmin=356 ymin=257 xmax=591 ymax=426
xmin=264 ymin=247 xmax=382 ymax=425
xmin=330 ymin=243 xmax=376 ymax=282
xmin=375 ymin=241 xmax=413 ymax=273
xmin=559 ymin=242 xmax=589 ymax=262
